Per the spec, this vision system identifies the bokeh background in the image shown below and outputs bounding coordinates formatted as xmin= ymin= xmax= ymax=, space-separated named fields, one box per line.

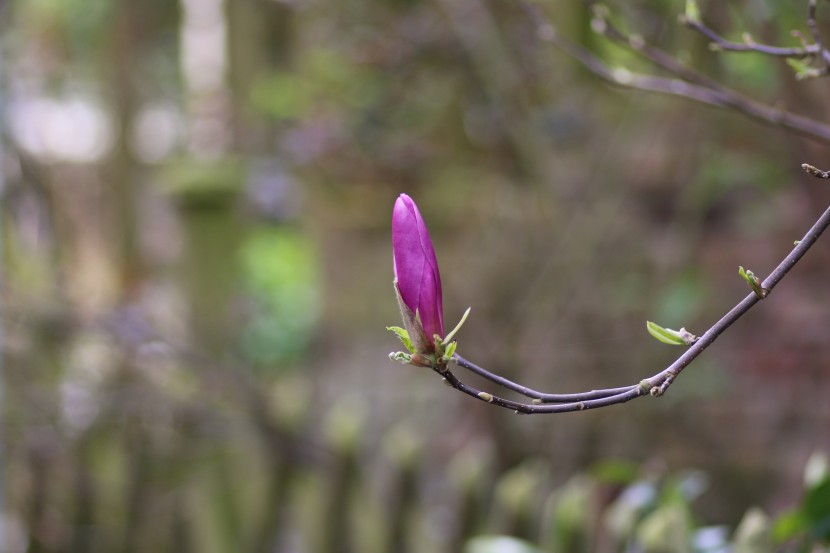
xmin=2 ymin=0 xmax=830 ymax=551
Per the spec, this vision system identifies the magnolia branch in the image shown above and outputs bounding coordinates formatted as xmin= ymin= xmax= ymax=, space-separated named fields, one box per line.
xmin=807 ymin=0 xmax=830 ymax=66
xmin=387 ymin=0 xmax=830 ymax=412
xmin=683 ymin=18 xmax=819 ymax=59
xmin=517 ymin=0 xmax=830 ymax=144
xmin=680 ymin=0 xmax=830 ymax=71
xmin=432 ymin=165 xmax=830 ymax=414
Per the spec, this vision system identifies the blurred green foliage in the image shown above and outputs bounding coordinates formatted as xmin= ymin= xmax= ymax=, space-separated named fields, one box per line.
xmin=473 ymin=452 xmax=830 ymax=553
xmin=17 ymin=0 xmax=112 ymax=53
xmin=241 ymin=227 xmax=321 ymax=367
xmin=774 ymin=453 xmax=830 ymax=546
xmin=252 ymin=48 xmax=382 ymax=122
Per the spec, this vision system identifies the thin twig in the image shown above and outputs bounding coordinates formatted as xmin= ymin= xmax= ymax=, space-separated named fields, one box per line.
xmin=595 ymin=10 xmax=819 ymax=91
xmin=679 ymin=0 xmax=830 ymax=69
xmin=592 ymin=12 xmax=727 ymax=90
xmin=518 ymin=0 xmax=830 ymax=144
xmin=452 ymin=354 xmax=638 ymax=403
xmin=807 ymin=0 xmax=830 ymax=66
xmin=681 ymin=14 xmax=821 ymax=58
xmin=422 ymin=3 xmax=830 ymax=413
xmin=437 ymin=366 xmax=645 ymax=414
xmin=437 ymin=187 xmax=830 ymax=414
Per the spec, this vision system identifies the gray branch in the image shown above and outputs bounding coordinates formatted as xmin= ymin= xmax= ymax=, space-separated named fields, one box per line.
xmin=434 ymin=164 xmax=830 ymax=413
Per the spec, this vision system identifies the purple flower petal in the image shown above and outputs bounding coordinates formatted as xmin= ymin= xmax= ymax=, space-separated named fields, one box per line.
xmin=392 ymin=194 xmax=444 ymax=340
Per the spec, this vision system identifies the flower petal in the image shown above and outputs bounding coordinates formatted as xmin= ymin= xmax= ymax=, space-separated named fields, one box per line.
xmin=392 ymin=194 xmax=444 ymax=339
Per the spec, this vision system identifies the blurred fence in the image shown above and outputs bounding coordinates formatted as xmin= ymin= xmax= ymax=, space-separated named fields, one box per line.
xmin=5 ymin=320 xmax=552 ymax=553
xmin=5 ymin=309 xmax=825 ymax=553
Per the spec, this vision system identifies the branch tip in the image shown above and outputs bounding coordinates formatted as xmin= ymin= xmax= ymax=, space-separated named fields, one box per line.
xmin=803 ymin=163 xmax=830 ymax=178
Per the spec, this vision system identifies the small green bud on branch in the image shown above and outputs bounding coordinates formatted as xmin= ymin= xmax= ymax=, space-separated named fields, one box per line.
xmin=739 ymin=266 xmax=768 ymax=298
xmin=646 ymin=321 xmax=698 ymax=346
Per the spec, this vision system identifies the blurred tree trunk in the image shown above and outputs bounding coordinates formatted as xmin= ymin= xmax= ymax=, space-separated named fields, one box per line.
xmin=226 ymin=0 xmax=294 ymax=153
xmin=105 ymin=0 xmax=143 ymax=296
xmin=166 ymin=163 xmax=244 ymax=355
xmin=167 ymin=0 xmax=294 ymax=356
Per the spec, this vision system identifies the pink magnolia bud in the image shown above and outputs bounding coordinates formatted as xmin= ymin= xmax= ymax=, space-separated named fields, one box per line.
xmin=392 ymin=194 xmax=444 ymax=353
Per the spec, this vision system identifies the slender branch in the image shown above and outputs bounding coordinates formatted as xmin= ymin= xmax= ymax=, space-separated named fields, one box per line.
xmin=436 ymin=366 xmax=645 ymax=414
xmin=517 ymin=0 xmax=830 ymax=144
xmin=679 ymin=0 xmax=830 ymax=69
xmin=592 ymin=12 xmax=727 ymax=90
xmin=413 ymin=3 xmax=830 ymax=414
xmin=807 ymin=0 xmax=830 ymax=66
xmin=436 ymin=181 xmax=830 ymax=414
xmin=681 ymin=14 xmax=821 ymax=59
xmin=452 ymin=354 xmax=637 ymax=403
